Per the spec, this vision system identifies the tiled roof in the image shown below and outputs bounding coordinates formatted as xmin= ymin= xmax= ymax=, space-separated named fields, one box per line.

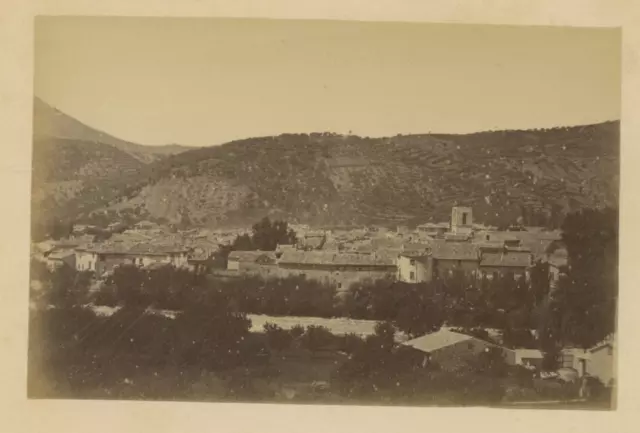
xmin=348 ymin=242 xmax=372 ymax=253
xmin=430 ymin=240 xmax=479 ymax=261
xmin=480 ymin=251 xmax=532 ymax=268
xmin=474 ymin=240 xmax=505 ymax=250
xmin=589 ymin=335 xmax=615 ymax=353
xmin=51 ymin=239 xmax=85 ymax=249
xmin=402 ymin=329 xmax=473 ymax=353
xmin=400 ymin=242 xmax=431 ymax=258
xmin=514 ymin=349 xmax=544 ymax=359
xmin=47 ymin=250 xmax=75 ymax=260
xmin=402 ymin=242 xmax=431 ymax=252
xmin=371 ymin=238 xmax=404 ymax=250
xmin=417 ymin=222 xmax=449 ymax=230
xmin=228 ymin=250 xmax=276 ymax=263
xmin=278 ymin=251 xmax=395 ymax=267
xmin=77 ymin=242 xmax=189 ymax=255
xmin=444 ymin=232 xmax=471 ymax=242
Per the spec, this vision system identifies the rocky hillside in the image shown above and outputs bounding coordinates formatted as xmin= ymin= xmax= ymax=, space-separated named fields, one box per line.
xmin=101 ymin=123 xmax=619 ymax=228
xmin=31 ymin=98 xmax=192 ymax=224
xmin=31 ymin=97 xmax=618 ymax=229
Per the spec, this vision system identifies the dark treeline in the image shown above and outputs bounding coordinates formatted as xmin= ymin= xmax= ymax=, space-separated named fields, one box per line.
xmin=93 ymin=267 xmax=337 ymax=318
xmin=82 ymin=263 xmax=547 ymax=347
xmin=29 ymin=263 xmax=260 ymax=400
xmin=341 ymin=272 xmax=545 ymax=344
xmin=28 ymin=207 xmax=617 ymax=404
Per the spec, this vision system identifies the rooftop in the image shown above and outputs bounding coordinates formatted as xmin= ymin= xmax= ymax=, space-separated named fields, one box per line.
xmin=228 ymin=250 xmax=277 ymax=263
xmin=513 ymin=348 xmax=544 ymax=359
xmin=417 ymin=222 xmax=450 ymax=230
xmin=444 ymin=232 xmax=472 ymax=242
xmin=480 ymin=251 xmax=532 ymax=268
xmin=402 ymin=329 xmax=473 ymax=353
xmin=430 ymin=240 xmax=479 ymax=261
xmin=278 ymin=251 xmax=395 ymax=267
xmin=47 ymin=250 xmax=75 ymax=260
xmin=77 ymin=242 xmax=189 ymax=256
xmin=474 ymin=240 xmax=506 ymax=250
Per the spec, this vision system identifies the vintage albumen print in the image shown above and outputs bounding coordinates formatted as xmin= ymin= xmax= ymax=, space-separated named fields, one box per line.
xmin=29 ymin=16 xmax=619 ymax=409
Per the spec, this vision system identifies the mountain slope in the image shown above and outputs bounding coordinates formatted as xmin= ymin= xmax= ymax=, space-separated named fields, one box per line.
xmin=31 ymin=98 xmax=192 ymax=230
xmin=33 ymin=97 xmax=192 ymax=163
xmin=98 ymin=122 xmax=619 ymax=228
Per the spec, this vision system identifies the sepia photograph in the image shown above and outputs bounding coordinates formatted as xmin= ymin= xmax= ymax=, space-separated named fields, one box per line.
xmin=28 ymin=16 xmax=620 ymax=409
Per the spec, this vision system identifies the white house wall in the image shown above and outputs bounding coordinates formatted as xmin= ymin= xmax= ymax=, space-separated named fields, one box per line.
xmin=397 ymin=255 xmax=433 ymax=283
xmin=588 ymin=346 xmax=615 ymax=386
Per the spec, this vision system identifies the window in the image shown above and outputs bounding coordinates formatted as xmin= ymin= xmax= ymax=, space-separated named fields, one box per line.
xmin=410 ymin=259 xmax=416 ymax=266
xmin=410 ymin=271 xmax=415 ymax=281
xmin=607 ymin=346 xmax=613 ymax=356
xmin=337 ymin=282 xmax=342 ymax=289
xmin=462 ymin=214 xmax=467 ymax=225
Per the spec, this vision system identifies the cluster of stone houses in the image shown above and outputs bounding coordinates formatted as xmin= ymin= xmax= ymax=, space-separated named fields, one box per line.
xmin=39 ymin=240 xmax=203 ymax=275
xmin=226 ymin=249 xmax=397 ymax=290
xmin=396 ymin=240 xmax=534 ymax=283
xmin=396 ymin=206 xmax=567 ymax=284
xmin=223 ymin=206 xmax=563 ymax=289
xmin=37 ymin=206 xmax=567 ymax=290
xmin=75 ymin=242 xmax=190 ymax=275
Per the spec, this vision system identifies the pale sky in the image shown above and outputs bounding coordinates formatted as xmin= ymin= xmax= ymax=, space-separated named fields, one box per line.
xmin=34 ymin=17 xmax=621 ymax=147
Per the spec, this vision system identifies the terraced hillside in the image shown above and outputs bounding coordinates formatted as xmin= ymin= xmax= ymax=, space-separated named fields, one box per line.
xmin=32 ymin=137 xmax=146 ymax=215
xmin=98 ymin=123 xmax=618 ymax=228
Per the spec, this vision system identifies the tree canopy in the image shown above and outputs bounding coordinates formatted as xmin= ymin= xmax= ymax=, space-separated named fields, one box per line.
xmin=232 ymin=217 xmax=297 ymax=251
xmin=541 ymin=207 xmax=618 ymax=349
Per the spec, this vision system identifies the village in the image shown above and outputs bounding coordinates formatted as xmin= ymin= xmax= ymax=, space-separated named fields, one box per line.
xmin=29 ymin=205 xmax=615 ymax=403
xmin=36 ymin=206 xmax=567 ymax=288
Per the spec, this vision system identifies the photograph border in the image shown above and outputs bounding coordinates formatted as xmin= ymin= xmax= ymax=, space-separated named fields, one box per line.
xmin=1 ymin=1 xmax=638 ymax=432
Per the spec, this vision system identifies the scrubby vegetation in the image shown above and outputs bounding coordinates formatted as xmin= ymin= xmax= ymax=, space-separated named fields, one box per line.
xmin=33 ymin=107 xmax=619 ymax=230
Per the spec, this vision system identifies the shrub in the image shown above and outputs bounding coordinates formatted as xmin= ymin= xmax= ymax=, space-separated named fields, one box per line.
xmin=93 ymin=284 xmax=119 ymax=307
xmin=290 ymin=324 xmax=305 ymax=339
xmin=263 ymin=322 xmax=294 ymax=352
xmin=301 ymin=325 xmax=334 ymax=352
xmin=336 ymin=333 xmax=365 ymax=354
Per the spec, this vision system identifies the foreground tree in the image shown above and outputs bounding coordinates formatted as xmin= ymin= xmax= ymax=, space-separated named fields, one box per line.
xmin=541 ymin=207 xmax=618 ymax=349
xmin=393 ymin=283 xmax=445 ymax=339
xmin=233 ymin=217 xmax=297 ymax=251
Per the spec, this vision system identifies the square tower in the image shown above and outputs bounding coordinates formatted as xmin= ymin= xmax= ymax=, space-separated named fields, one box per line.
xmin=451 ymin=206 xmax=473 ymax=235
